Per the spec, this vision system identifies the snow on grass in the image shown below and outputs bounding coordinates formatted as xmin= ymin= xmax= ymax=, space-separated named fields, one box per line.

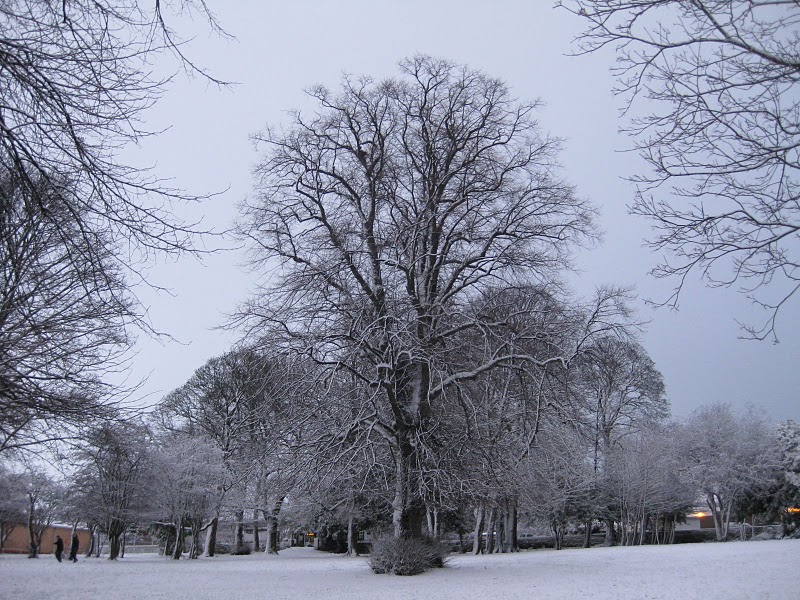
xmin=2 ymin=540 xmax=798 ymax=600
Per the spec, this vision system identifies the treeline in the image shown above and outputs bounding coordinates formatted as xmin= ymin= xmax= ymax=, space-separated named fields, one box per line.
xmin=3 ymin=343 xmax=799 ymax=560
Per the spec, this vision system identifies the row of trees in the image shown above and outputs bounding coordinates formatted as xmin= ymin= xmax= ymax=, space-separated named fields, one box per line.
xmin=3 ymin=369 xmax=797 ymax=561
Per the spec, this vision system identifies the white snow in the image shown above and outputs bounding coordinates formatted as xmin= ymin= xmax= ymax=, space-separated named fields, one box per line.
xmin=2 ymin=540 xmax=798 ymax=600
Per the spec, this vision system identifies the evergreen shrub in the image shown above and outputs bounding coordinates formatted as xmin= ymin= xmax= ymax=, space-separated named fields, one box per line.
xmin=369 ymin=536 xmax=449 ymax=576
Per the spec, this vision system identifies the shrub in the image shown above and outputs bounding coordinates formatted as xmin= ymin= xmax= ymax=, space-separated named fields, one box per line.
xmin=232 ymin=543 xmax=252 ymax=555
xmin=369 ymin=536 xmax=450 ymax=576
xmin=214 ymin=543 xmax=231 ymax=555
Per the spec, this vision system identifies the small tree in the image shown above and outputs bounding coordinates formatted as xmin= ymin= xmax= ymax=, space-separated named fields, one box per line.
xmin=147 ymin=433 xmax=225 ymax=559
xmin=75 ymin=422 xmax=152 ymax=559
xmin=681 ymin=404 xmax=780 ymax=541
xmin=21 ymin=470 xmax=62 ymax=558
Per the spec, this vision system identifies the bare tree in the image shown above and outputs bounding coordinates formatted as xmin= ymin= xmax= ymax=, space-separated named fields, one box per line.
xmin=156 ymin=349 xmax=293 ymax=556
xmin=0 ymin=172 xmax=131 ymax=454
xmin=608 ymin=425 xmax=694 ymax=546
xmin=147 ymin=432 xmax=225 ymax=559
xmin=571 ymin=335 xmax=668 ymax=545
xmin=74 ymin=421 xmax=153 ymax=559
xmin=0 ymin=1 xmax=228 ymax=454
xmin=20 ymin=468 xmax=62 ymax=558
xmin=561 ymin=0 xmax=800 ymax=339
xmin=518 ymin=420 xmax=595 ymax=551
xmin=238 ymin=56 xmax=597 ymax=537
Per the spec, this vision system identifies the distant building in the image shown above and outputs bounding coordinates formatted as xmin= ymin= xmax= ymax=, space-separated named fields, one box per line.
xmin=677 ymin=510 xmax=715 ymax=530
xmin=1 ymin=524 xmax=91 ymax=555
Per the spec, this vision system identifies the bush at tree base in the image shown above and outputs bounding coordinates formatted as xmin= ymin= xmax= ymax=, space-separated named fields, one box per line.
xmin=369 ymin=536 xmax=450 ymax=576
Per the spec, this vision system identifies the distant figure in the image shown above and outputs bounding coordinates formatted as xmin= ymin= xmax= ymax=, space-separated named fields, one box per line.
xmin=69 ymin=533 xmax=79 ymax=562
xmin=54 ymin=535 xmax=64 ymax=562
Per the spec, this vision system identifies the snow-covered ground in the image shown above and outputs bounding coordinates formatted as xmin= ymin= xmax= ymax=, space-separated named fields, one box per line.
xmin=2 ymin=540 xmax=798 ymax=600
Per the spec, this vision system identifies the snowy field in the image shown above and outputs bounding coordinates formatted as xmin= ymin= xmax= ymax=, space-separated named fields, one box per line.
xmin=2 ymin=540 xmax=798 ymax=600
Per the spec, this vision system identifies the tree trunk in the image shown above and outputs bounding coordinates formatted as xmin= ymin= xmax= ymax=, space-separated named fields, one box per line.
xmin=252 ymin=508 xmax=261 ymax=553
xmin=553 ymin=522 xmax=563 ymax=550
xmin=604 ymin=518 xmax=616 ymax=546
xmin=234 ymin=510 xmax=245 ymax=552
xmin=510 ymin=501 xmax=519 ymax=552
xmin=109 ymin=533 xmax=121 ymax=560
xmin=707 ymin=492 xmax=727 ymax=541
xmin=485 ymin=507 xmax=496 ymax=554
xmin=495 ymin=508 xmax=505 ymax=553
xmin=107 ymin=518 xmax=125 ymax=560
xmin=391 ymin=431 xmax=424 ymax=538
xmin=472 ymin=505 xmax=484 ymax=555
xmin=346 ymin=512 xmax=358 ymax=556
xmin=583 ymin=520 xmax=592 ymax=548
xmin=189 ymin=520 xmax=203 ymax=558
xmin=172 ymin=518 xmax=184 ymax=560
xmin=26 ymin=499 xmax=39 ymax=558
xmin=639 ymin=513 xmax=648 ymax=546
xmin=265 ymin=497 xmax=283 ymax=554
xmin=723 ymin=502 xmax=733 ymax=541
xmin=85 ymin=524 xmax=96 ymax=557
xmin=203 ymin=516 xmax=218 ymax=557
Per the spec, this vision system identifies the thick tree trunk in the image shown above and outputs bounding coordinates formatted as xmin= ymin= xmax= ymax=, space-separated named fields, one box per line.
xmin=109 ymin=534 xmax=122 ymax=560
xmin=485 ymin=507 xmax=496 ymax=554
xmin=391 ymin=433 xmax=424 ymax=538
xmin=472 ymin=505 xmax=484 ymax=555
xmin=553 ymin=523 xmax=564 ymax=550
xmin=172 ymin=519 xmax=184 ymax=560
xmin=604 ymin=518 xmax=616 ymax=546
xmin=252 ymin=508 xmax=262 ymax=553
xmin=203 ymin=516 xmax=218 ymax=557
xmin=107 ymin=519 xmax=125 ymax=560
xmin=84 ymin=524 xmax=96 ymax=557
xmin=500 ymin=501 xmax=516 ymax=552
xmin=265 ymin=497 xmax=283 ymax=554
xmin=583 ymin=520 xmax=592 ymax=548
xmin=346 ymin=512 xmax=358 ymax=556
xmin=234 ymin=510 xmax=245 ymax=552
xmin=425 ymin=506 xmax=440 ymax=539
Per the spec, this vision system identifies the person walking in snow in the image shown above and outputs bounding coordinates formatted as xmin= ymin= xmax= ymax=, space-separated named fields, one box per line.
xmin=69 ymin=532 xmax=79 ymax=562
xmin=54 ymin=535 xmax=64 ymax=562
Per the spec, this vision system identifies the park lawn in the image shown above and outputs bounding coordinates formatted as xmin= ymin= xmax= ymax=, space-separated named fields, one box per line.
xmin=2 ymin=538 xmax=798 ymax=600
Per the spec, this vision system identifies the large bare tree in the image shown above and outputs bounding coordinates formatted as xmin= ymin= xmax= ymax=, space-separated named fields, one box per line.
xmin=561 ymin=0 xmax=800 ymax=339
xmin=0 ymin=173 xmax=130 ymax=453
xmin=237 ymin=56 xmax=596 ymax=538
xmin=0 ymin=1 xmax=226 ymax=452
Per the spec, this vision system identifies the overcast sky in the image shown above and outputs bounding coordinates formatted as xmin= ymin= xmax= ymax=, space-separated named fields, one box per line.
xmin=124 ymin=1 xmax=799 ymax=423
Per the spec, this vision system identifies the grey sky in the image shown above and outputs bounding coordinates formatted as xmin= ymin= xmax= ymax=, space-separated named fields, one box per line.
xmin=125 ymin=1 xmax=799 ymax=422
